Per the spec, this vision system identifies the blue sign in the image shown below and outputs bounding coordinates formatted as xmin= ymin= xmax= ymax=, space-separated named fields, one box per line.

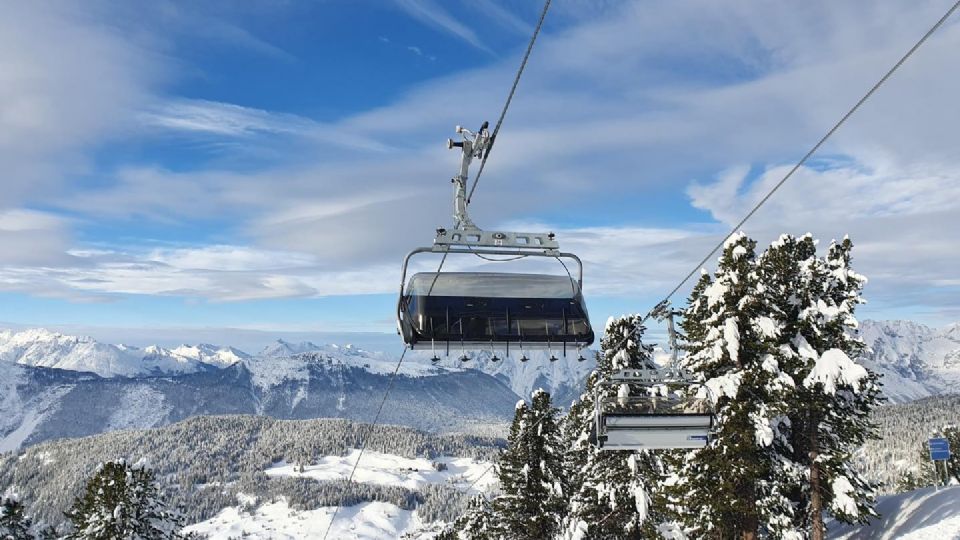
xmin=928 ymin=437 xmax=951 ymax=461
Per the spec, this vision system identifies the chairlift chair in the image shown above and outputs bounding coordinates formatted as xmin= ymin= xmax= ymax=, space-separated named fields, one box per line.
xmin=591 ymin=307 xmax=715 ymax=451
xmin=591 ymin=368 xmax=713 ymax=451
xmin=397 ymin=123 xmax=595 ymax=355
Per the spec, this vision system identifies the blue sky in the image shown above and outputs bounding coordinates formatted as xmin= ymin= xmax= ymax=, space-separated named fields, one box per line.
xmin=2 ymin=0 xmax=960 ymax=347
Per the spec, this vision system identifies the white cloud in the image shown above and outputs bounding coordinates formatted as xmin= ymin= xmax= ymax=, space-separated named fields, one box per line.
xmin=466 ymin=0 xmax=532 ymax=36
xmin=0 ymin=244 xmax=397 ymax=302
xmin=140 ymin=99 xmax=393 ymax=153
xmin=685 ymin=157 xmax=960 ymax=316
xmin=393 ymin=0 xmax=492 ymax=54
xmin=0 ymin=225 xmax=703 ymax=302
xmin=0 ymin=2 xmax=161 ymax=208
xmin=3 ymin=0 xmax=960 ymax=323
xmin=0 ymin=210 xmax=75 ymax=266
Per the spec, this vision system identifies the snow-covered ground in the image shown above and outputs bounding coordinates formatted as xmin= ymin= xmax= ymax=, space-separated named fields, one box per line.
xmin=830 ymin=485 xmax=960 ymax=539
xmin=0 ymin=382 xmax=73 ymax=453
xmin=265 ymin=450 xmax=496 ymax=494
xmin=186 ymin=450 xmax=495 ymax=539
xmin=183 ymin=498 xmax=430 ymax=540
xmin=104 ymin=385 xmax=170 ymax=431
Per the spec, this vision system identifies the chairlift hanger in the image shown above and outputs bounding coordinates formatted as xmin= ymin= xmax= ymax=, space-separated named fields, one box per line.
xmin=397 ymin=123 xmax=595 ymax=353
xmin=591 ymin=306 xmax=715 ymax=451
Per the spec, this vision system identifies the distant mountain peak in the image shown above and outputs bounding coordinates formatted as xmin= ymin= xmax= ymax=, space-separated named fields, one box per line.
xmin=258 ymin=339 xmax=322 ymax=358
xmin=0 ymin=328 xmax=244 ymax=378
xmin=858 ymin=319 xmax=960 ymax=402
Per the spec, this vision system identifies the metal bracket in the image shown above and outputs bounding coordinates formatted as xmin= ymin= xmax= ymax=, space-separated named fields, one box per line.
xmin=449 ymin=123 xmax=490 ymax=230
xmin=443 ymin=122 xmax=558 ymax=252
xmin=433 ymin=228 xmax=559 ymax=251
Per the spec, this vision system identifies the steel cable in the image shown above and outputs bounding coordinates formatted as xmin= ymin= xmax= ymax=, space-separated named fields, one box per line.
xmin=466 ymin=0 xmax=552 ymax=206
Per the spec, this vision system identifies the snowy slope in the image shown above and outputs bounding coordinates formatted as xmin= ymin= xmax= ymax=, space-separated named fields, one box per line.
xmin=0 ymin=328 xmax=244 ymax=377
xmin=829 ymin=485 xmax=960 ymax=539
xmin=222 ymin=320 xmax=960 ymax=405
xmin=184 ymin=499 xmax=430 ymax=540
xmin=2 ymin=415 xmax=501 ymax=535
xmin=187 ymin=449 xmax=496 ymax=539
xmin=265 ymin=449 xmax=496 ymax=493
xmin=251 ymin=341 xmax=455 ymax=381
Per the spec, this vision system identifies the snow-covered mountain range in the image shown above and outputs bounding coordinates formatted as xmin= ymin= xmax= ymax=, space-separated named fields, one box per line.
xmin=0 ymin=350 xmax=517 ymax=452
xmin=0 ymin=328 xmax=596 ymax=402
xmin=858 ymin=320 xmax=960 ymax=402
xmin=0 ymin=328 xmax=248 ymax=377
xmin=5 ymin=319 xmax=959 ymax=403
xmin=2 ymin=319 xmax=960 ymax=453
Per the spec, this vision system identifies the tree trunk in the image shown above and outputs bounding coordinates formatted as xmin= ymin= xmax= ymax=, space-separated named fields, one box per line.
xmin=739 ymin=474 xmax=759 ymax=540
xmin=810 ymin=415 xmax=824 ymax=540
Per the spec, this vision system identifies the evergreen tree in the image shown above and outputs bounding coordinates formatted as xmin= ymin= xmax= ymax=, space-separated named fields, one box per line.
xmin=761 ymin=235 xmax=881 ymax=539
xmin=561 ymin=315 xmax=668 ymax=539
xmin=65 ymin=460 xmax=182 ymax=539
xmin=674 ymin=233 xmax=796 ymax=540
xmin=492 ymin=389 xmax=566 ymax=539
xmin=437 ymin=495 xmax=496 ymax=540
xmin=1 ymin=497 xmax=33 ymax=540
xmin=940 ymin=425 xmax=960 ymax=483
xmin=911 ymin=425 xmax=960 ymax=488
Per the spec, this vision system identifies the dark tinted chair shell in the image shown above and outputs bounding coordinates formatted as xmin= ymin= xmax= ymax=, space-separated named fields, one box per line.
xmin=399 ymin=272 xmax=594 ymax=348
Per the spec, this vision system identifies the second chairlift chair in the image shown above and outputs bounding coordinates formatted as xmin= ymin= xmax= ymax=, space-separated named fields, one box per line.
xmin=591 ymin=305 xmax=715 ymax=450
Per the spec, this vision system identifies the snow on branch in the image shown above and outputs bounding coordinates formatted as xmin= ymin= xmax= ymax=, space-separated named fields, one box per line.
xmin=802 ymin=348 xmax=868 ymax=394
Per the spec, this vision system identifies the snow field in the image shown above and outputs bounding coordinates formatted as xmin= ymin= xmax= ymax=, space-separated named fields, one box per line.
xmin=0 ymin=385 xmax=73 ymax=453
xmin=265 ymin=449 xmax=497 ymax=493
xmin=187 ymin=450 xmax=497 ymax=538
xmin=830 ymin=485 xmax=960 ymax=539
xmin=183 ymin=498 xmax=426 ymax=540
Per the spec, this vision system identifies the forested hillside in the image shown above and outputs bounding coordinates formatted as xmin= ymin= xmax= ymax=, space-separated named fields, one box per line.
xmin=0 ymin=415 xmax=503 ymax=533
xmin=858 ymin=394 xmax=960 ymax=493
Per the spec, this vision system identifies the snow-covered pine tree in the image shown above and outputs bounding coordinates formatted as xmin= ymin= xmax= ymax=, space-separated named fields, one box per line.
xmin=65 ymin=460 xmax=182 ymax=539
xmin=939 ymin=425 xmax=960 ymax=483
xmin=561 ymin=315 xmax=668 ymax=539
xmin=492 ymin=389 xmax=566 ymax=539
xmin=1 ymin=497 xmax=33 ymax=540
xmin=674 ymin=233 xmax=796 ymax=540
xmin=761 ymin=235 xmax=881 ymax=539
xmin=436 ymin=495 xmax=497 ymax=540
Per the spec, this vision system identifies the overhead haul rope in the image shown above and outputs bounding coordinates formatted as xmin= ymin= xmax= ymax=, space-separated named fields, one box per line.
xmin=634 ymin=0 xmax=960 ymax=323
xmin=321 ymin=345 xmax=410 ymax=540
xmin=324 ymin=238 xmax=457 ymax=540
xmin=466 ymin=0 xmax=552 ymax=206
xmin=324 ymin=246 xmax=453 ymax=539
xmin=336 ymin=4 xmax=959 ymax=529
xmin=416 ymin=0 xmax=960 ymax=506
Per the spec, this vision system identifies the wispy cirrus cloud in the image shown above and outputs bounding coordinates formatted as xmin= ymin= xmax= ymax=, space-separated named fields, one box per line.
xmin=141 ymin=99 xmax=394 ymax=153
xmin=393 ymin=0 xmax=493 ymax=54
xmin=0 ymin=2 xmax=161 ymax=209
xmin=467 ymin=0 xmax=533 ymax=36
xmin=4 ymin=0 xmax=960 ymax=328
